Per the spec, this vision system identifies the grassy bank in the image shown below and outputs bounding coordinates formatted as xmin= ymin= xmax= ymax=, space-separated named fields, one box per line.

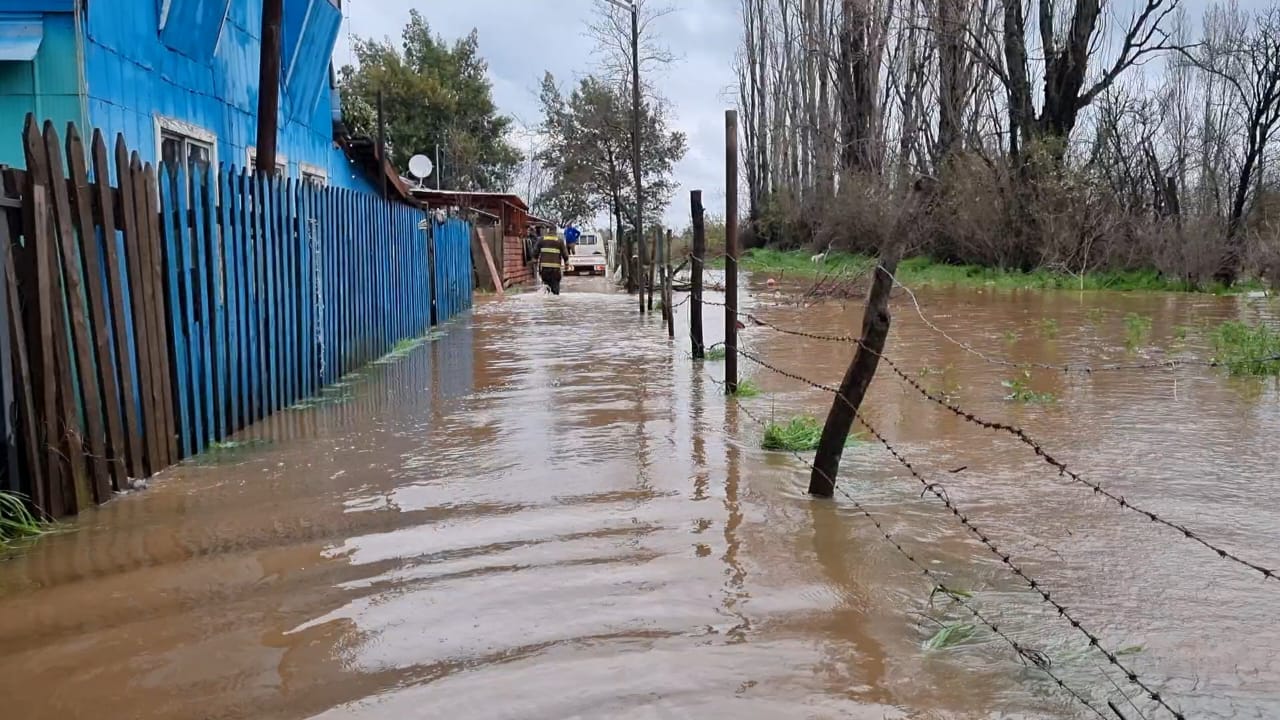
xmin=710 ymin=249 xmax=1265 ymax=294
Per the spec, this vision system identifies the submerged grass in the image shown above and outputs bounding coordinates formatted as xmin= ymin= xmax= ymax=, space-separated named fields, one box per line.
xmin=762 ymin=416 xmax=824 ymax=451
xmin=705 ymin=345 xmax=727 ymax=361
xmin=1002 ymin=370 xmax=1055 ymax=403
xmin=730 ymin=379 xmax=761 ymax=397
xmin=1211 ymin=321 xmax=1280 ymax=376
xmin=715 ymin=249 xmax=1265 ymax=293
xmin=1124 ymin=312 xmax=1154 ymax=350
xmin=761 ymin=415 xmax=861 ymax=452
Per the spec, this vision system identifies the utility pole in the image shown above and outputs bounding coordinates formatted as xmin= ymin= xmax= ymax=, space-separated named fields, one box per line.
xmin=256 ymin=0 xmax=283 ymax=174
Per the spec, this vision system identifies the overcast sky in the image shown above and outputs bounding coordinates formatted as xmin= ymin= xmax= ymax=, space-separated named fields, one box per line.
xmin=335 ymin=0 xmax=740 ymax=230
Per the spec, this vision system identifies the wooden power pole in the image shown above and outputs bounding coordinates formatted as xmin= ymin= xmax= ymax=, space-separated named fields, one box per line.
xmin=256 ymin=0 xmax=283 ymax=174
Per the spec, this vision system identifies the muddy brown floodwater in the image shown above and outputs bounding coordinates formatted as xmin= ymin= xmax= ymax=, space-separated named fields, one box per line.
xmin=1 ymin=274 xmax=1278 ymax=719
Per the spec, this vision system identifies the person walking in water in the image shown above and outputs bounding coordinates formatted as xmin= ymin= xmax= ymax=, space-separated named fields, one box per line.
xmin=538 ymin=231 xmax=569 ymax=295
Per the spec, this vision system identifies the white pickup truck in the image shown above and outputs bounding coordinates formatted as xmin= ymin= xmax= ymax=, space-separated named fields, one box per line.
xmin=565 ymin=233 xmax=608 ymax=276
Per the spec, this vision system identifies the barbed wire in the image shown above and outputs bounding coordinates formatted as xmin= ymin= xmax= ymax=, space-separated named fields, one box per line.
xmin=688 ymin=292 xmax=1280 ymax=584
xmin=859 ymin=342 xmax=1280 ymax=586
xmin=732 ymin=346 xmax=1185 ymax=719
xmin=721 ymin=390 xmax=1113 ymax=720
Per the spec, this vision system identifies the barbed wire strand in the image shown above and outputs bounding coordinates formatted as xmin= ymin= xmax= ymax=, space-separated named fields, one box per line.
xmin=859 ymin=341 xmax=1280 ymax=586
xmin=717 ymin=389 xmax=1114 ymax=720
xmin=732 ymin=347 xmax=1186 ymax=720
xmin=694 ymin=295 xmax=1280 ymax=585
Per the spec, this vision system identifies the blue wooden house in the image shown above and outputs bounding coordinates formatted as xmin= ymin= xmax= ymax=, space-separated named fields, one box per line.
xmin=0 ymin=0 xmax=378 ymax=192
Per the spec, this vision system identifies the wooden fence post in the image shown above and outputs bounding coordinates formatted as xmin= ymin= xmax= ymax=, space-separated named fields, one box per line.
xmin=690 ymin=190 xmax=705 ymax=359
xmin=724 ymin=109 xmax=739 ymax=395
xmin=664 ymin=228 xmax=674 ymax=339
xmin=808 ymin=253 xmax=900 ymax=497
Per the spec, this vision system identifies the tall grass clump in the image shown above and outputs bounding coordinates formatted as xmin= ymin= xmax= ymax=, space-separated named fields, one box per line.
xmin=730 ymin=379 xmax=761 ymax=397
xmin=761 ymin=416 xmax=861 ymax=451
xmin=1124 ymin=313 xmax=1153 ymax=350
xmin=762 ymin=416 xmax=824 ymax=451
xmin=1 ymin=491 xmax=48 ymax=549
xmin=1211 ymin=321 xmax=1280 ymax=376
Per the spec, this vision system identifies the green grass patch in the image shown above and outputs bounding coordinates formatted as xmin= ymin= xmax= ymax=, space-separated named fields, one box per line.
xmin=1 ymin=491 xmax=50 ymax=550
xmin=730 ymin=379 xmax=761 ymax=397
xmin=704 ymin=345 xmax=727 ymax=361
xmin=1038 ymin=318 xmax=1059 ymax=338
xmin=763 ymin=416 xmax=824 ymax=451
xmin=1211 ymin=321 xmax=1280 ymax=376
xmin=761 ymin=415 xmax=861 ymax=452
xmin=1124 ymin=312 xmax=1153 ymax=350
xmin=1002 ymin=370 xmax=1055 ymax=403
xmin=714 ymin=249 xmax=1265 ymax=293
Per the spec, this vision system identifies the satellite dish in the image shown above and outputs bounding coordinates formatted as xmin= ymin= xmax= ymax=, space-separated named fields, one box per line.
xmin=408 ymin=154 xmax=434 ymax=185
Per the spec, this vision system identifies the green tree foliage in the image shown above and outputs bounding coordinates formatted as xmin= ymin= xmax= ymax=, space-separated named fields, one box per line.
xmin=339 ymin=10 xmax=521 ymax=191
xmin=536 ymin=72 xmax=686 ymax=233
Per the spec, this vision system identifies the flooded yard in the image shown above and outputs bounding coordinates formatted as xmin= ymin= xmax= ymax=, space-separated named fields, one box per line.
xmin=0 ymin=275 xmax=1277 ymax=719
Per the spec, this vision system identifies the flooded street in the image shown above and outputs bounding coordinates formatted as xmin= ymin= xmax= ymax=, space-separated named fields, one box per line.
xmin=1 ymin=275 xmax=1278 ymax=719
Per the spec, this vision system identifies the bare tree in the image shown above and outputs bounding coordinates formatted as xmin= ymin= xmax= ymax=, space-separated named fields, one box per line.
xmin=1184 ymin=5 xmax=1280 ymax=284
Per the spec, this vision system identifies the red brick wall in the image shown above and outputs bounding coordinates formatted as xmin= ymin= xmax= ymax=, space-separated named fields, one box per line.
xmin=502 ymin=235 xmax=533 ymax=287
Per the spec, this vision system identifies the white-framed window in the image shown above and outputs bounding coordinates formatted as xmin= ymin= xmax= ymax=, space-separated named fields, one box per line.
xmin=299 ymin=162 xmax=329 ymax=187
xmin=155 ymin=116 xmax=217 ymax=176
xmin=246 ymin=147 xmax=288 ymax=178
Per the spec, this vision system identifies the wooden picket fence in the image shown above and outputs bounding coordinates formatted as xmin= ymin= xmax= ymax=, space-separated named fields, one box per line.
xmin=0 ymin=116 xmax=473 ymax=518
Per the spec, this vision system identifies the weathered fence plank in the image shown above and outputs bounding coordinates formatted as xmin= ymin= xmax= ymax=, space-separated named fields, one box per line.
xmin=117 ymin=144 xmax=159 ymax=472
xmin=193 ymin=167 xmax=216 ymax=446
xmin=66 ymin=125 xmax=128 ymax=490
xmin=43 ymin=121 xmax=112 ymax=503
xmin=93 ymin=131 xmax=145 ymax=481
xmin=140 ymin=161 xmax=174 ymax=467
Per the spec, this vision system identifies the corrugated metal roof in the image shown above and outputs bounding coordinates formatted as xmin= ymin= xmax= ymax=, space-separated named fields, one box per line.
xmin=0 ymin=16 xmax=43 ymax=61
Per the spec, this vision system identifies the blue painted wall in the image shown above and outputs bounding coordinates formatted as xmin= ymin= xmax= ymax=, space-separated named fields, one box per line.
xmin=0 ymin=11 xmax=85 ymax=168
xmin=1 ymin=0 xmax=373 ymax=192
xmin=83 ymin=0 xmax=371 ymax=190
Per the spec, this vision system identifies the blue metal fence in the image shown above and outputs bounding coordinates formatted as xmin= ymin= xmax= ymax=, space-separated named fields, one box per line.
xmin=159 ymin=163 xmax=472 ymax=455
xmin=431 ymin=218 xmax=474 ymax=325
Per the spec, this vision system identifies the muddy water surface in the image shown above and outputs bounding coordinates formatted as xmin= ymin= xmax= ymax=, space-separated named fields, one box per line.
xmin=1 ymin=275 xmax=1278 ymax=719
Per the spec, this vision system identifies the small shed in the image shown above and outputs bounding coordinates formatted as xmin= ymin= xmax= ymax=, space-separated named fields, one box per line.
xmin=409 ymin=188 xmax=539 ymax=288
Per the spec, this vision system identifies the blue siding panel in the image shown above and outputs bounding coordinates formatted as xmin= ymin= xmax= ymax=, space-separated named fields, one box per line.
xmin=77 ymin=0 xmax=374 ymax=192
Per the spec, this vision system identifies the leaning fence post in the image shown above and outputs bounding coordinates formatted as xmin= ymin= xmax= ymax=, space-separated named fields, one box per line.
xmin=690 ymin=190 xmax=705 ymax=359
xmin=724 ymin=109 xmax=739 ymax=395
xmin=809 ymin=252 xmax=900 ymax=497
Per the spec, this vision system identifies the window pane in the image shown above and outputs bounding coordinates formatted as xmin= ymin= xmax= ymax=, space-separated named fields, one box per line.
xmin=187 ymin=141 xmax=212 ymax=174
xmin=161 ymin=134 xmax=182 ymax=167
